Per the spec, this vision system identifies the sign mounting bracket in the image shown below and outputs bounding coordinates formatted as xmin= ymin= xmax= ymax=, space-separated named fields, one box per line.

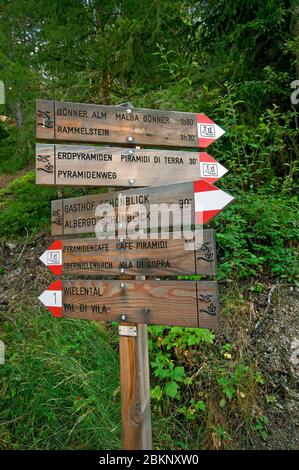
xmin=118 ymin=325 xmax=138 ymax=337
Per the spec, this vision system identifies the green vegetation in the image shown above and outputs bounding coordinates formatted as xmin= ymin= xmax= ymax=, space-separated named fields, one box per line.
xmin=0 ymin=173 xmax=56 ymax=238
xmin=0 ymin=308 xmax=121 ymax=450
xmin=0 ymin=0 xmax=298 ymax=450
xmin=215 ymin=192 xmax=298 ymax=281
xmin=148 ymin=320 xmax=266 ymax=449
xmin=0 ymin=172 xmax=108 ymax=238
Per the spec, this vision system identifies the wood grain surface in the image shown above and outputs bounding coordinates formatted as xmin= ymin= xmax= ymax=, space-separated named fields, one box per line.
xmin=120 ymin=323 xmax=152 ymax=450
xmin=61 ymin=280 xmax=218 ymax=329
xmin=36 ymin=143 xmax=208 ymax=187
xmin=36 ymin=99 xmax=202 ymax=148
xmin=51 ymin=181 xmax=194 ymax=236
xmin=58 ymin=229 xmax=216 ymax=276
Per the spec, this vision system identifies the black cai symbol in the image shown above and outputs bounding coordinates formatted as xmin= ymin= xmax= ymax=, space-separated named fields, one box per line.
xmin=37 ymin=110 xmax=54 ymax=129
xmin=52 ymin=209 xmax=62 ymax=225
xmin=200 ymin=303 xmax=217 ymax=316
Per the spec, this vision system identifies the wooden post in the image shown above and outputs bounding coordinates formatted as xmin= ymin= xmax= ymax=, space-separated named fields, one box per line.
xmin=118 ymin=247 xmax=152 ymax=448
xmin=116 ymin=136 xmax=152 ymax=450
xmin=119 ymin=319 xmax=152 ymax=450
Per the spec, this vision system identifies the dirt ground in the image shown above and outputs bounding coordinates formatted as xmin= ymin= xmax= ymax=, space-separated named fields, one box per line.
xmin=0 ymin=165 xmax=34 ymax=189
xmin=0 ymin=234 xmax=298 ymax=449
xmin=250 ymin=284 xmax=299 ymax=449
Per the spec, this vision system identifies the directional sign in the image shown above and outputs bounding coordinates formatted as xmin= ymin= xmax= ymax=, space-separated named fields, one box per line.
xmin=39 ymin=229 xmax=216 ymax=277
xmin=36 ymin=100 xmax=225 ymax=149
xmin=51 ymin=180 xmax=234 ymax=236
xmin=36 ymin=144 xmax=228 ymax=187
xmin=38 ymin=279 xmax=219 ymax=329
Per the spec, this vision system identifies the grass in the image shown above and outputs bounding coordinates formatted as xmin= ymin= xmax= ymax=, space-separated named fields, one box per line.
xmin=0 ymin=306 xmax=121 ymax=450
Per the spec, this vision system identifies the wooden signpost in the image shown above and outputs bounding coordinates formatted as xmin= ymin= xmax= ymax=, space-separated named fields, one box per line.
xmin=51 ymin=180 xmax=233 ymax=236
xmin=36 ymin=99 xmax=232 ymax=450
xmin=38 ymin=279 xmax=218 ymax=329
xmin=36 ymin=143 xmax=227 ymax=187
xmin=36 ymin=100 xmax=225 ymax=148
xmin=39 ymin=230 xmax=217 ymax=277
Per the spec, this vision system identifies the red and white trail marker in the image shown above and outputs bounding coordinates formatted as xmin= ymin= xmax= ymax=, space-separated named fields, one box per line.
xmin=196 ymin=115 xmax=225 ymax=148
xmin=38 ymin=280 xmax=62 ymax=317
xmin=199 ymin=152 xmax=227 ymax=184
xmin=39 ymin=240 xmax=62 ymax=276
xmin=194 ymin=180 xmax=234 ymax=224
